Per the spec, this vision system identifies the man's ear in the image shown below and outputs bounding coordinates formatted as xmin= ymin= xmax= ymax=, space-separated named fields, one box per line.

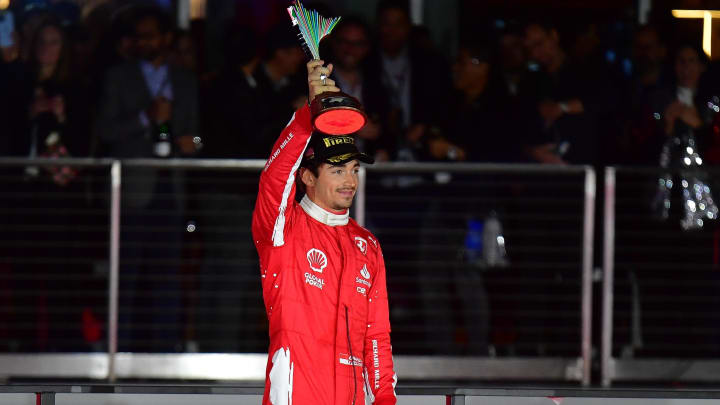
xmin=301 ymin=167 xmax=316 ymax=187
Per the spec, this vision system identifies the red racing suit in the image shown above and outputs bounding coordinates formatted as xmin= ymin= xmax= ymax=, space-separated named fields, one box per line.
xmin=252 ymin=105 xmax=397 ymax=405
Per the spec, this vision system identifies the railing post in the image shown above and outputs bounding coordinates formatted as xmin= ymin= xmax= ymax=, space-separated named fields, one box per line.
xmin=356 ymin=166 xmax=367 ymax=227
xmin=36 ymin=392 xmax=55 ymax=405
xmin=108 ymin=160 xmax=121 ymax=382
xmin=581 ymin=167 xmax=596 ymax=386
xmin=601 ymin=167 xmax=616 ymax=387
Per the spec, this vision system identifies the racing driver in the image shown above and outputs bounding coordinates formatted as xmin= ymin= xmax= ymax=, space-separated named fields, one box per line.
xmin=252 ymin=59 xmax=397 ymax=405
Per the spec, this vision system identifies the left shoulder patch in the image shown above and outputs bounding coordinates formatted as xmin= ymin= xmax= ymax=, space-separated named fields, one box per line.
xmin=354 ymin=236 xmax=367 ymax=255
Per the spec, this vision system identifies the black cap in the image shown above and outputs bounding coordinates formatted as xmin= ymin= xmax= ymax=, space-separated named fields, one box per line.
xmin=302 ymin=134 xmax=374 ymax=166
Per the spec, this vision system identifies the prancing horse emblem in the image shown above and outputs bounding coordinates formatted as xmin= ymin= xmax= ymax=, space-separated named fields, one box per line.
xmin=355 ymin=237 xmax=367 ymax=255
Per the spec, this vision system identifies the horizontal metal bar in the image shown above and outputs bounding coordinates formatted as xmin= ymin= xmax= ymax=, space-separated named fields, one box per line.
xmin=0 ymin=157 xmax=591 ymax=173
xmin=3 ymin=384 xmax=720 ymax=399
xmin=0 ymin=354 xmax=582 ymax=381
xmin=610 ymin=358 xmax=720 ymax=382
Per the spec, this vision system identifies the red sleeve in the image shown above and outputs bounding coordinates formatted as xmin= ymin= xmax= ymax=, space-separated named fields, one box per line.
xmin=252 ymin=105 xmax=313 ymax=247
xmin=364 ymin=245 xmax=397 ymax=405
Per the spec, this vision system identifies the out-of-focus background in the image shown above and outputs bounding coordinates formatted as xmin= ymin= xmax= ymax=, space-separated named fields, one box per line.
xmin=3 ymin=0 xmax=720 ymax=392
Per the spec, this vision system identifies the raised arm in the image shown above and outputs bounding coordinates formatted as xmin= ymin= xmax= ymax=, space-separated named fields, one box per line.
xmin=363 ymin=246 xmax=397 ymax=405
xmin=251 ymin=60 xmax=340 ymax=246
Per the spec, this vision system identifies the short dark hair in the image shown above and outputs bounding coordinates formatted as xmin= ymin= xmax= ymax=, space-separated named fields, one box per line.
xmin=296 ymin=160 xmax=322 ymax=195
xmin=334 ymin=15 xmax=370 ymax=38
xmin=134 ymin=6 xmax=173 ymax=34
xmin=674 ymin=42 xmax=710 ymax=65
xmin=376 ymin=0 xmax=410 ymax=18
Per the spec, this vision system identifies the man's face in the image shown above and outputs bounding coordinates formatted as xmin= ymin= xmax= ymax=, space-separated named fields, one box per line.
xmin=378 ymin=8 xmax=410 ymax=55
xmin=452 ymin=49 xmax=489 ymax=92
xmin=675 ymin=47 xmax=705 ymax=88
xmin=332 ymin=25 xmax=370 ymax=70
xmin=135 ymin=17 xmax=169 ymax=62
xmin=304 ymin=160 xmax=360 ymax=211
xmin=633 ymin=29 xmax=665 ymax=74
xmin=524 ymin=24 xmax=560 ymax=68
xmin=275 ymin=45 xmax=305 ymax=76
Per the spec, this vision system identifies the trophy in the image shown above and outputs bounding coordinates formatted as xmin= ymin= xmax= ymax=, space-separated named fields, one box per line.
xmin=287 ymin=1 xmax=367 ymax=136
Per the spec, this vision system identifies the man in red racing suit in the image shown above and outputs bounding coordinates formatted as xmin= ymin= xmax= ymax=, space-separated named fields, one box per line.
xmin=252 ymin=60 xmax=397 ymax=405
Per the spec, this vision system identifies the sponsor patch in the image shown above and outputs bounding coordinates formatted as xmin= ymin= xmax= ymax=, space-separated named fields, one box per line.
xmin=339 ymin=354 xmax=363 ymax=367
xmin=355 ymin=237 xmax=367 ymax=255
xmin=306 ymin=248 xmax=327 ymax=273
xmin=304 ymin=272 xmax=325 ymax=290
xmin=357 ymin=286 xmax=367 ymax=296
xmin=360 ymin=264 xmax=371 ymax=279
xmin=356 ymin=277 xmax=371 ymax=287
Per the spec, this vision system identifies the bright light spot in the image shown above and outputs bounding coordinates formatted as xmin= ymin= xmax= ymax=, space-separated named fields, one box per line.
xmin=497 ymin=236 xmax=505 ymax=245
xmin=697 ymin=218 xmax=704 ymax=227
xmin=682 ymin=180 xmax=689 ymax=188
xmin=653 ymin=112 xmax=661 ymax=120
xmin=696 ymin=157 xmax=703 ymax=165
xmin=684 ymin=157 xmax=692 ymax=165
xmin=0 ymin=0 xmax=9 ymax=10
xmin=667 ymin=180 xmax=674 ymax=188
xmin=186 ymin=221 xmax=196 ymax=232
xmin=687 ymin=147 xmax=694 ymax=154
xmin=688 ymin=200 xmax=697 ymax=212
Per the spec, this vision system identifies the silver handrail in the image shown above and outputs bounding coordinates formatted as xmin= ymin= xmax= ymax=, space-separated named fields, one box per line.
xmin=581 ymin=167 xmax=596 ymax=386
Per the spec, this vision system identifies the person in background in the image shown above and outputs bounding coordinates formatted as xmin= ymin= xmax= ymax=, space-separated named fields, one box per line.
xmin=96 ymin=6 xmax=199 ymax=352
xmin=519 ymin=20 xmax=617 ymax=165
xmin=367 ymin=0 xmax=452 ymax=164
xmin=3 ymin=18 xmax=93 ymax=351
xmin=621 ymin=25 xmax=671 ymax=164
xmin=329 ymin=16 xmax=392 ymax=161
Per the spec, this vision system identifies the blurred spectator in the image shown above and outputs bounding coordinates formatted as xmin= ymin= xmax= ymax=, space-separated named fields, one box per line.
xmin=9 ymin=18 xmax=90 ymax=162
xmin=440 ymin=40 xmax=518 ymax=163
xmin=169 ymin=29 xmax=197 ymax=73
xmin=329 ymin=16 xmax=391 ymax=161
xmin=621 ymin=25 xmax=671 ymax=164
xmin=367 ymin=0 xmax=452 ymax=164
xmin=2 ymin=17 xmax=93 ymax=351
xmin=203 ymin=24 xmax=304 ymax=159
xmin=96 ymin=6 xmax=199 ymax=352
xmin=519 ymin=21 xmax=617 ymax=165
xmin=629 ymin=44 xmax=709 ymax=164
xmin=497 ymin=27 xmax=528 ymax=98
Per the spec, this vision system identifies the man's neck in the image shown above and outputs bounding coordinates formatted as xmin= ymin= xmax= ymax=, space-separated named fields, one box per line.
xmin=546 ymin=51 xmax=566 ymax=74
xmin=300 ymin=195 xmax=349 ymax=226
xmin=463 ymin=81 xmax=487 ymax=103
xmin=382 ymin=46 xmax=408 ymax=60
xmin=264 ymin=59 xmax=285 ymax=83
xmin=144 ymin=55 xmax=167 ymax=68
xmin=335 ymin=66 xmax=361 ymax=87
xmin=38 ymin=64 xmax=56 ymax=81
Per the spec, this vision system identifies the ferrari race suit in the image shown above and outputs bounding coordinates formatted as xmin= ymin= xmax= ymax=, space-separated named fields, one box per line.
xmin=252 ymin=104 xmax=397 ymax=405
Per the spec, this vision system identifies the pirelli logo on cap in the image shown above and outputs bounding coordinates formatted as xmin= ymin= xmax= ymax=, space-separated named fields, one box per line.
xmin=323 ymin=136 xmax=354 ymax=148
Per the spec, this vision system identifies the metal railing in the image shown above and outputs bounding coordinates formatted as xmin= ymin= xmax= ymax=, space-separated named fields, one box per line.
xmin=601 ymin=166 xmax=720 ymax=385
xmin=7 ymin=384 xmax=720 ymax=405
xmin=0 ymin=158 xmax=594 ymax=384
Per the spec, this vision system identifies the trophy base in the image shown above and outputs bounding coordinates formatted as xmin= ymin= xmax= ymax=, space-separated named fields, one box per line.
xmin=311 ymin=92 xmax=367 ymax=135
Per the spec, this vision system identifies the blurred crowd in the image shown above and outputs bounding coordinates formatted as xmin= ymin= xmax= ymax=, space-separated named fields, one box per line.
xmin=2 ymin=0 xmax=720 ymax=168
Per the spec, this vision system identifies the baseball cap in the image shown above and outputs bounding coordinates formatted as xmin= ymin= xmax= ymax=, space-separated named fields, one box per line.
xmin=302 ymin=134 xmax=374 ymax=166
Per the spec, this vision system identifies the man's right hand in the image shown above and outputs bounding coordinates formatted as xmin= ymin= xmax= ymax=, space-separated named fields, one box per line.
xmin=307 ymin=60 xmax=340 ymax=101
xmin=147 ymin=97 xmax=172 ymax=123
